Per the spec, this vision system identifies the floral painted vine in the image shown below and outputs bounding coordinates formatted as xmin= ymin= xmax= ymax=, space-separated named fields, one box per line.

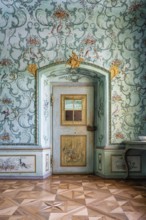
xmin=0 ymin=0 xmax=146 ymax=144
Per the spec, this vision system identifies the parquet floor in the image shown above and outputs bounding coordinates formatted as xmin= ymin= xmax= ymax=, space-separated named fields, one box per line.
xmin=0 ymin=175 xmax=146 ymax=220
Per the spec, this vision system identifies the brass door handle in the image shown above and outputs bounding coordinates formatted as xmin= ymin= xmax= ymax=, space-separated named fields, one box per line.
xmin=87 ymin=125 xmax=97 ymax=131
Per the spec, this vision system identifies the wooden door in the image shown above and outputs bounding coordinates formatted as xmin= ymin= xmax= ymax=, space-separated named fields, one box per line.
xmin=52 ymin=84 xmax=94 ymax=174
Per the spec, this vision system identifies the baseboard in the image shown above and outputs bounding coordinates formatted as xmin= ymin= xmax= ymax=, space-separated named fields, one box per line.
xmin=0 ymin=172 xmax=52 ymax=180
xmin=95 ymin=172 xmax=146 ymax=180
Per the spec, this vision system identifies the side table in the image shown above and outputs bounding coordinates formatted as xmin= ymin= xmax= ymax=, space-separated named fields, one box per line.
xmin=124 ymin=141 xmax=146 ymax=179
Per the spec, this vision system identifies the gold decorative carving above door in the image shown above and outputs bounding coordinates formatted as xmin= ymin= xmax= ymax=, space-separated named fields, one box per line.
xmin=61 ymin=94 xmax=87 ymax=126
xmin=61 ymin=135 xmax=86 ymax=167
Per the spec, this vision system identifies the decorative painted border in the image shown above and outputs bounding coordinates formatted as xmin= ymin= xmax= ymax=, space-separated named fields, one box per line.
xmin=98 ymin=153 xmax=102 ymax=171
xmin=0 ymin=155 xmax=36 ymax=173
xmin=45 ymin=154 xmax=49 ymax=171
xmin=111 ymin=155 xmax=141 ymax=172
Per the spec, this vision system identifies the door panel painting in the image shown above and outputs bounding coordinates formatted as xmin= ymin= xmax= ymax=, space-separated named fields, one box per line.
xmin=61 ymin=135 xmax=86 ymax=166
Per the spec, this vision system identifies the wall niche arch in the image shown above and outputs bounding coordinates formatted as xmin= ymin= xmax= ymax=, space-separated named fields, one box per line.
xmin=37 ymin=62 xmax=110 ymax=151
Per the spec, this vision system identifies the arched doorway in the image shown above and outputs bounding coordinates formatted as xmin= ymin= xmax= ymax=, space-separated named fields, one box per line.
xmin=37 ymin=62 xmax=110 ymax=174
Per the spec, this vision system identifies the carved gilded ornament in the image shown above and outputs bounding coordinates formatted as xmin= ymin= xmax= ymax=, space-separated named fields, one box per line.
xmin=66 ymin=52 xmax=84 ymax=68
xmin=27 ymin=63 xmax=37 ymax=76
xmin=110 ymin=59 xmax=122 ymax=79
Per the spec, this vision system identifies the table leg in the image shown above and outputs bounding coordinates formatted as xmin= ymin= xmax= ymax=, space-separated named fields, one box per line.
xmin=124 ymin=149 xmax=130 ymax=179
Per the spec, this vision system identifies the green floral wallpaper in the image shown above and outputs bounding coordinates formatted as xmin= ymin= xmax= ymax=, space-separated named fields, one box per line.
xmin=0 ymin=0 xmax=146 ymax=144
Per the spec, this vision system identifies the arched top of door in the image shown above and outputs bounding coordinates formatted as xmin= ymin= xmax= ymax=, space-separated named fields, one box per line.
xmin=36 ymin=61 xmax=110 ymax=147
xmin=38 ymin=62 xmax=110 ymax=81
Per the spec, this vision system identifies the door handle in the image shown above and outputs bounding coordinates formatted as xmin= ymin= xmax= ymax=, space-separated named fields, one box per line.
xmin=87 ymin=125 xmax=97 ymax=131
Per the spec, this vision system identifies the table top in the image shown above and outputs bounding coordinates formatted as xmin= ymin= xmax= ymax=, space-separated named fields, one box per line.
xmin=124 ymin=141 xmax=146 ymax=145
xmin=124 ymin=141 xmax=146 ymax=151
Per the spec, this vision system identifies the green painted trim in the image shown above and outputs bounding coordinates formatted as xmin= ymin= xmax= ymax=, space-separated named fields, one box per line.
xmin=38 ymin=62 xmax=110 ymax=146
xmin=39 ymin=61 xmax=110 ymax=75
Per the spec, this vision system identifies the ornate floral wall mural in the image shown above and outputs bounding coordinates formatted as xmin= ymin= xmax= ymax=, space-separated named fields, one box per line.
xmin=0 ymin=0 xmax=146 ymax=144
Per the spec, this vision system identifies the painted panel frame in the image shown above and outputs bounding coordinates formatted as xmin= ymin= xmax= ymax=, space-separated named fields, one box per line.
xmin=60 ymin=135 xmax=86 ymax=167
xmin=111 ymin=155 xmax=141 ymax=172
xmin=45 ymin=154 xmax=49 ymax=171
xmin=61 ymin=94 xmax=87 ymax=126
xmin=98 ymin=153 xmax=102 ymax=171
xmin=0 ymin=155 xmax=36 ymax=173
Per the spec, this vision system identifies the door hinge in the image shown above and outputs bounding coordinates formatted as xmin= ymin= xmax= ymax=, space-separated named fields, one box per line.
xmin=50 ymin=94 xmax=54 ymax=106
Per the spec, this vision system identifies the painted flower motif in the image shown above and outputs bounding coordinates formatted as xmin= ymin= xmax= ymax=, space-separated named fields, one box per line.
xmin=1 ymin=98 xmax=12 ymax=105
xmin=27 ymin=63 xmax=37 ymax=76
xmin=27 ymin=36 xmax=40 ymax=46
xmin=129 ymin=2 xmax=143 ymax=12
xmin=112 ymin=95 xmax=122 ymax=102
xmin=111 ymin=59 xmax=122 ymax=66
xmin=82 ymin=35 xmax=96 ymax=45
xmin=53 ymin=7 xmax=69 ymax=20
xmin=0 ymin=132 xmax=10 ymax=141
xmin=115 ymin=132 xmax=124 ymax=139
xmin=0 ymin=58 xmax=12 ymax=66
